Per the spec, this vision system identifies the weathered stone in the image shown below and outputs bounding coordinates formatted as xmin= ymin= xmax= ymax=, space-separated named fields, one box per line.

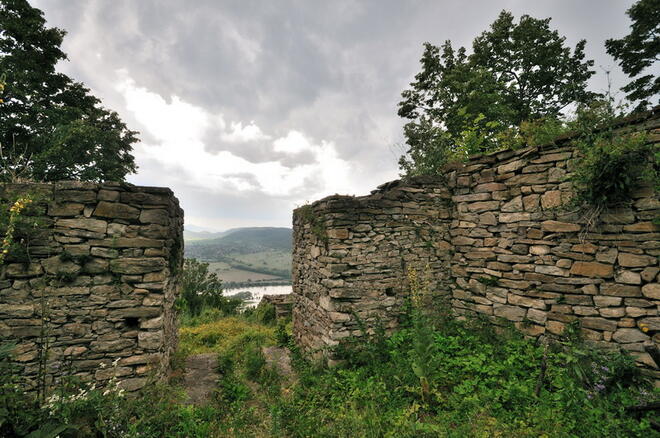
xmin=493 ymin=304 xmax=526 ymax=321
xmin=93 ymin=201 xmax=140 ymax=220
xmin=641 ymin=283 xmax=660 ymax=300
xmin=641 ymin=267 xmax=660 ymax=282
xmin=56 ymin=218 xmax=107 ymax=234
xmin=596 ymin=248 xmax=618 ymax=264
xmin=139 ymin=209 xmax=169 ymax=225
xmin=612 ymin=328 xmax=650 ymax=343
xmin=327 ymin=229 xmax=349 ymax=239
xmin=5 ymin=263 xmax=44 ymax=278
xmin=593 ymin=296 xmax=622 ymax=307
xmin=109 ymin=257 xmax=166 ymax=275
xmin=41 ymin=256 xmax=81 ymax=275
xmin=0 ymin=304 xmax=34 ymax=318
xmin=639 ymin=317 xmax=660 ymax=331
xmin=618 ymin=253 xmax=656 ymax=268
xmin=109 ymin=307 xmax=161 ymax=319
xmin=474 ymin=183 xmax=506 ymax=193
xmin=48 ymin=203 xmax=84 ymax=216
xmin=570 ymin=262 xmax=614 ymax=278
xmin=522 ymin=194 xmax=540 ymax=212
xmin=529 ymin=245 xmax=550 ymax=255
xmin=599 ymin=307 xmax=626 ymax=318
xmin=501 ymin=196 xmax=523 ymax=212
xmin=468 ymin=201 xmax=500 ymax=212
xmin=571 ymin=243 xmax=598 ymax=254
xmin=91 ymin=247 xmax=119 ymax=258
xmin=508 ymin=293 xmax=545 ymax=309
xmin=532 ymin=152 xmax=571 ymax=163
xmin=499 ymin=212 xmax=531 ymax=223
xmin=546 ymin=320 xmax=566 ymax=335
xmin=535 ymin=265 xmax=569 ymax=277
xmin=542 ymin=220 xmax=580 ymax=233
xmin=600 ymin=283 xmax=642 ymax=297
xmin=98 ymin=190 xmax=120 ymax=201
xmin=581 ymin=317 xmax=618 ymax=332
xmin=541 ymin=191 xmax=562 ymax=209
xmin=616 ymin=270 xmax=642 ymax=285
xmin=138 ymin=331 xmax=163 ymax=350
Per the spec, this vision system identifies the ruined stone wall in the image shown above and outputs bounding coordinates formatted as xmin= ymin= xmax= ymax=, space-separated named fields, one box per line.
xmin=292 ymin=110 xmax=660 ymax=378
xmin=292 ymin=178 xmax=453 ymax=359
xmin=0 ymin=181 xmax=183 ymax=392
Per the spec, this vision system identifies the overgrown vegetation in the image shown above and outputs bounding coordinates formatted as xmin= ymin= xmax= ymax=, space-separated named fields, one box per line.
xmin=569 ymin=101 xmax=658 ymax=213
xmin=2 ymin=289 xmax=658 ymax=437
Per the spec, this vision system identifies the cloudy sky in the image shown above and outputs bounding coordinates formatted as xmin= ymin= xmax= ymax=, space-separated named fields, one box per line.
xmin=32 ymin=0 xmax=638 ymax=231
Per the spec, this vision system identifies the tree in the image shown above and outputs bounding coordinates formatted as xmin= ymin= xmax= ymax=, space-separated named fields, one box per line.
xmin=179 ymin=258 xmax=240 ymax=317
xmin=0 ymin=0 xmax=137 ymax=182
xmin=398 ymin=11 xmax=596 ymax=175
xmin=605 ymin=0 xmax=660 ymax=110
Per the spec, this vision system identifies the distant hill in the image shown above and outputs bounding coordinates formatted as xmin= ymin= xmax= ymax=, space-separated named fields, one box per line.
xmin=183 ymin=230 xmax=227 ymax=241
xmin=185 ymin=227 xmax=292 ymax=259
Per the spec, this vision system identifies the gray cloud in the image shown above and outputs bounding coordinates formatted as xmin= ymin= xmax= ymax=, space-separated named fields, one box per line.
xmin=33 ymin=0 xmax=638 ymax=229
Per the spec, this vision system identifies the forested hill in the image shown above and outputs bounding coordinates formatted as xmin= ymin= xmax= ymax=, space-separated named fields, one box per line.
xmin=184 ymin=227 xmax=292 ymax=259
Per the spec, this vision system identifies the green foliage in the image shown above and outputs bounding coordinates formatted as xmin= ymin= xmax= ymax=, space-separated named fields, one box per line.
xmin=0 ymin=0 xmax=137 ymax=182
xmin=177 ymin=258 xmax=241 ymax=318
xmin=570 ymin=101 xmax=657 ymax=210
xmin=0 ymin=193 xmax=46 ymax=264
xmin=251 ymin=302 xmax=277 ymax=326
xmin=605 ymin=0 xmax=660 ymax=110
xmin=398 ymin=10 xmax=596 ymax=175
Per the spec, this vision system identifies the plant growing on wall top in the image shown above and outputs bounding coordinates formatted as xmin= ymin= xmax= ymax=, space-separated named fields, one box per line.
xmin=569 ymin=100 xmax=657 ymax=215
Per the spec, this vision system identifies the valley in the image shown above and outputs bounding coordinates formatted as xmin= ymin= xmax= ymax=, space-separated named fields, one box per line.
xmin=184 ymin=226 xmax=293 ymax=289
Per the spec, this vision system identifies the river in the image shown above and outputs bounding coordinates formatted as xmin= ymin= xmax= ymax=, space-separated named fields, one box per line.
xmin=224 ymin=284 xmax=292 ymax=307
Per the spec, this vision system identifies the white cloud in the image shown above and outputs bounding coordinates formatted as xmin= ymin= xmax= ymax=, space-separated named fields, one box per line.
xmin=273 ymin=130 xmax=312 ymax=154
xmin=117 ymin=73 xmax=353 ymax=200
xmin=221 ymin=121 xmax=271 ymax=143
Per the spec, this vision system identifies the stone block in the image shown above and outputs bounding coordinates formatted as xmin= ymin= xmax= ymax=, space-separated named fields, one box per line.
xmin=581 ymin=317 xmax=618 ymax=332
xmin=600 ymin=283 xmax=642 ymax=297
xmin=542 ymin=220 xmax=580 ymax=233
xmin=618 ymin=253 xmax=656 ymax=268
xmin=110 ymin=258 xmax=166 ymax=274
xmin=616 ymin=270 xmax=642 ymax=285
xmin=138 ymin=331 xmax=163 ymax=350
xmin=139 ymin=209 xmax=170 ymax=225
xmin=499 ymin=212 xmax=531 ymax=223
xmin=493 ymin=304 xmax=526 ymax=321
xmin=612 ymin=328 xmax=650 ymax=343
xmin=569 ymin=262 xmax=613 ymax=278
xmin=93 ymin=201 xmax=140 ymax=220
xmin=541 ymin=191 xmax=562 ymax=209
xmin=641 ymin=283 xmax=660 ymax=300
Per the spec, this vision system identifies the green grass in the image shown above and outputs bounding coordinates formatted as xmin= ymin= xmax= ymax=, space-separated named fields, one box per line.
xmin=2 ymin=310 xmax=658 ymax=437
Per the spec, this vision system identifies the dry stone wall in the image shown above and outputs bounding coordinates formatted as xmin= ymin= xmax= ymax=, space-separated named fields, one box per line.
xmin=292 ymin=178 xmax=453 ymax=359
xmin=0 ymin=181 xmax=183 ymax=392
xmin=292 ymin=110 xmax=660 ymax=379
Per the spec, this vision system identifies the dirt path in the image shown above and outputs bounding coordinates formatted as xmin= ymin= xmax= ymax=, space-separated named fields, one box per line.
xmin=184 ymin=353 xmax=219 ymax=405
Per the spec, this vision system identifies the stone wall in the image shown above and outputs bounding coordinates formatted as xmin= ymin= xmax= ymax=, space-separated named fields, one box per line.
xmin=0 ymin=181 xmax=183 ymax=392
xmin=292 ymin=109 xmax=660 ymax=379
xmin=292 ymin=178 xmax=453 ymax=359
